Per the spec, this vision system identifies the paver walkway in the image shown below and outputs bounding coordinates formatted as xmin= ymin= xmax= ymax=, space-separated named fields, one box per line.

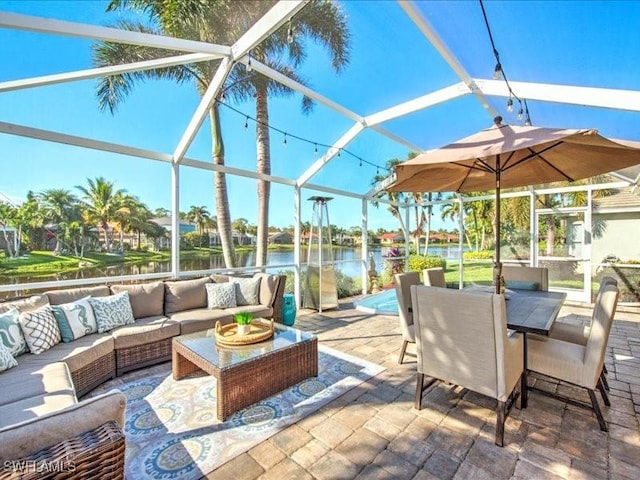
xmin=207 ymin=300 xmax=640 ymax=480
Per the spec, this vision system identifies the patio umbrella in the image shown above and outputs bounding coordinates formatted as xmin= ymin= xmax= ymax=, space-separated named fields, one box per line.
xmin=385 ymin=120 xmax=640 ymax=293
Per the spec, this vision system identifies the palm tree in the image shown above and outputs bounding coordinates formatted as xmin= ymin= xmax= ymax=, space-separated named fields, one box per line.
xmin=76 ymin=177 xmax=125 ymax=251
xmin=0 ymin=201 xmax=16 ymax=258
xmin=224 ymin=1 xmax=350 ymax=267
xmin=93 ymin=1 xmax=272 ymax=268
xmin=186 ymin=206 xmax=212 ymax=236
xmin=37 ymin=188 xmax=79 ymax=253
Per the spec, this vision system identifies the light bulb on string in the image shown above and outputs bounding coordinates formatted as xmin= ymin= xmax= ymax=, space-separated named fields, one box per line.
xmin=524 ymin=116 xmax=532 ymax=127
xmin=283 ymin=133 xmax=287 ymax=147
xmin=219 ymin=91 xmax=225 ymax=103
xmin=493 ymin=62 xmax=503 ymax=80
xmin=376 ymin=166 xmax=380 ymax=175
xmin=337 ymin=148 xmax=341 ymax=158
xmin=246 ymin=57 xmax=252 ymax=73
xmin=507 ymin=96 xmax=513 ymax=113
xmin=287 ymin=21 xmax=294 ymax=44
xmin=244 ymin=116 xmax=249 ymax=130
xmin=314 ymin=143 xmax=318 ymax=154
xmin=517 ymin=107 xmax=523 ymax=121
xmin=359 ymin=159 xmax=362 ymax=167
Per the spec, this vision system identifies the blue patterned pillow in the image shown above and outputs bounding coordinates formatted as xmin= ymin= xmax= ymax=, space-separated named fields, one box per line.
xmin=51 ymin=297 xmax=98 ymax=342
xmin=0 ymin=307 xmax=28 ymax=357
xmin=88 ymin=292 xmax=135 ymax=333
xmin=205 ymin=282 xmax=237 ymax=309
xmin=18 ymin=305 xmax=61 ymax=354
xmin=0 ymin=342 xmax=18 ymax=372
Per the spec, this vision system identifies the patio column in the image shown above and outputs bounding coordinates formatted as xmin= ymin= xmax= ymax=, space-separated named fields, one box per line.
xmin=404 ymin=198 xmax=410 ymax=271
xmin=585 ymin=187 xmax=593 ymax=301
xmin=529 ymin=187 xmax=537 ymax=266
xmin=171 ymin=162 xmax=180 ymax=278
xmin=361 ymin=198 xmax=368 ymax=295
xmin=457 ymin=194 xmax=465 ymax=289
xmin=293 ymin=186 xmax=301 ymax=308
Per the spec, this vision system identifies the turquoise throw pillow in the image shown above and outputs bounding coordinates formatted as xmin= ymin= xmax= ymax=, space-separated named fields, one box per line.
xmin=51 ymin=297 xmax=98 ymax=343
xmin=0 ymin=307 xmax=28 ymax=357
xmin=0 ymin=342 xmax=18 ymax=371
xmin=506 ymin=280 xmax=539 ymax=291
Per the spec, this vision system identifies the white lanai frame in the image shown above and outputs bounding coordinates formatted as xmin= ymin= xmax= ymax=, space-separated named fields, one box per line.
xmin=0 ymin=1 xmax=639 ymax=302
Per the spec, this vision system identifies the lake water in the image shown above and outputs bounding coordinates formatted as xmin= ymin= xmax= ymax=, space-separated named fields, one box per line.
xmin=0 ymin=245 xmax=466 ymax=288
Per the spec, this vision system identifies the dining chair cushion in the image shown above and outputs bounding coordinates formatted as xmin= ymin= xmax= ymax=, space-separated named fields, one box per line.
xmin=505 ymin=280 xmax=539 ymax=291
xmin=527 ymin=336 xmax=586 ymax=386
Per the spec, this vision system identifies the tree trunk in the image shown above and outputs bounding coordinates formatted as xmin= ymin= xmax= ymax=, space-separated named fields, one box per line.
xmin=545 ymin=213 xmax=555 ymax=256
xmin=209 ymin=106 xmax=236 ymax=268
xmin=255 ymin=87 xmax=270 ymax=268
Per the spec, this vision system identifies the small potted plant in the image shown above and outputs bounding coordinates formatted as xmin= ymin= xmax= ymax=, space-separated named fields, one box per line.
xmin=234 ymin=312 xmax=254 ymax=335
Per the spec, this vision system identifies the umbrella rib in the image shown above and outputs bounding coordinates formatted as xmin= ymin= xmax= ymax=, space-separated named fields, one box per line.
xmin=502 ymin=141 xmax=575 ymax=181
xmin=454 ymin=159 xmax=494 ymax=192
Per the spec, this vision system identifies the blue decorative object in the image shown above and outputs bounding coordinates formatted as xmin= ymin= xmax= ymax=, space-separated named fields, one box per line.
xmin=282 ymin=294 xmax=296 ymax=326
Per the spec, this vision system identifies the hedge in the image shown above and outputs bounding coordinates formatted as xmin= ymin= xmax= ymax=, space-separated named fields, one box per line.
xmin=408 ymin=255 xmax=446 ymax=271
xmin=463 ymin=250 xmax=494 ymax=260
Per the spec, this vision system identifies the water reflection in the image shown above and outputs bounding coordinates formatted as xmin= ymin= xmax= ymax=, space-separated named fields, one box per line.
xmin=1 ymin=246 xmax=465 ymax=287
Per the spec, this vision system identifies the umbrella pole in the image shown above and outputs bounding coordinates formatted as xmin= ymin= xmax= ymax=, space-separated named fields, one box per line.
xmin=494 ymin=155 xmax=503 ymax=294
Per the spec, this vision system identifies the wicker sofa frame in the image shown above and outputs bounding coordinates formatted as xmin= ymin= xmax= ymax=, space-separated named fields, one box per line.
xmin=0 ymin=273 xmax=287 ymax=479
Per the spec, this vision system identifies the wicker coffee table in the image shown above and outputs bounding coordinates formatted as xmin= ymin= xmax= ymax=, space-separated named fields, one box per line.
xmin=172 ymin=321 xmax=318 ymax=420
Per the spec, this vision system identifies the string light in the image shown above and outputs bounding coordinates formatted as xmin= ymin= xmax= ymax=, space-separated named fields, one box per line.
xmin=246 ymin=56 xmax=252 ymax=73
xmin=287 ymin=21 xmax=294 ymax=44
xmin=214 ymin=98 xmax=391 ymax=174
xmin=480 ymin=0 xmax=532 ymax=126
xmin=244 ymin=116 xmax=249 ymax=130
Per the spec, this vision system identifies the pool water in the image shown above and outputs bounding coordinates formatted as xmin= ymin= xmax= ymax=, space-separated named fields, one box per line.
xmin=354 ymin=289 xmax=399 ymax=315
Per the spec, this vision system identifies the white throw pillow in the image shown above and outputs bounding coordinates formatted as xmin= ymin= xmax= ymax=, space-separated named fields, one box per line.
xmin=232 ymin=277 xmax=261 ymax=306
xmin=18 ymin=305 xmax=61 ymax=354
xmin=205 ymin=282 xmax=237 ymax=309
xmin=51 ymin=297 xmax=98 ymax=342
xmin=0 ymin=307 xmax=28 ymax=357
xmin=88 ymin=292 xmax=135 ymax=333
xmin=0 ymin=342 xmax=18 ymax=372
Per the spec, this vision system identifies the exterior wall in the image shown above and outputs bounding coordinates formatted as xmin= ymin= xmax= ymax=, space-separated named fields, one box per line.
xmin=592 ymin=213 xmax=640 ymax=263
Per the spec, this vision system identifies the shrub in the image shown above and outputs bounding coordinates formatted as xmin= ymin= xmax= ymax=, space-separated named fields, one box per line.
xmin=463 ymin=250 xmax=494 ymax=260
xmin=408 ymin=255 xmax=446 ymax=271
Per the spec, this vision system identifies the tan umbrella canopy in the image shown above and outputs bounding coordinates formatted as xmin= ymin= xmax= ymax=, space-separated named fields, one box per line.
xmin=386 ymin=121 xmax=640 ymax=292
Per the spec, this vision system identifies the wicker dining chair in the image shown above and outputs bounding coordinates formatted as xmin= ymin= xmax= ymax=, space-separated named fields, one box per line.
xmin=527 ymin=283 xmax=620 ymax=431
xmin=423 ymin=267 xmax=446 ymax=288
xmin=411 ymin=285 xmax=523 ymax=446
xmin=501 ymin=265 xmax=549 ymax=291
xmin=393 ymin=272 xmax=421 ymax=364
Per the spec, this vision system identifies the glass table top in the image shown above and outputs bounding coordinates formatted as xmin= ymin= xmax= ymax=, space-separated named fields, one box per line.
xmin=174 ymin=322 xmax=316 ymax=369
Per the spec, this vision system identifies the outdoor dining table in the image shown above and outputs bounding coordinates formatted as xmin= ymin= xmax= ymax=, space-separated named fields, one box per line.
xmin=465 ymin=286 xmax=567 ymax=407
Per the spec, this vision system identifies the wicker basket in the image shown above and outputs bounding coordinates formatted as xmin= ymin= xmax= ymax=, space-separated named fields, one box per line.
xmin=214 ymin=319 xmax=274 ymax=346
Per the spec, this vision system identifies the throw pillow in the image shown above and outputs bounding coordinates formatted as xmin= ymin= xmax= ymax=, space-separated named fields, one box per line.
xmin=232 ymin=276 xmax=261 ymax=306
xmin=205 ymin=282 xmax=237 ymax=309
xmin=88 ymin=292 xmax=136 ymax=333
xmin=51 ymin=297 xmax=98 ymax=343
xmin=0 ymin=343 xmax=18 ymax=372
xmin=18 ymin=305 xmax=61 ymax=354
xmin=506 ymin=280 xmax=539 ymax=291
xmin=0 ymin=307 xmax=28 ymax=357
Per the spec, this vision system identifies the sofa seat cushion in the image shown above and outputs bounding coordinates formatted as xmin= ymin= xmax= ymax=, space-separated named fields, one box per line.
xmin=169 ymin=305 xmax=274 ymax=335
xmin=15 ymin=333 xmax=114 ymax=375
xmin=224 ymin=305 xmax=274 ymax=319
xmin=110 ymin=316 xmax=179 ymax=349
xmin=0 ymin=362 xmax=75 ymax=409
xmin=0 ymin=391 xmax=77 ymax=429
xmin=45 ymin=286 xmax=110 ymax=305
xmin=169 ymin=308 xmax=235 ymax=335
xmin=110 ymin=281 xmax=165 ymax=319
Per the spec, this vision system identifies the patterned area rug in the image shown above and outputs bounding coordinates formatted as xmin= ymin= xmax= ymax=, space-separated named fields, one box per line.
xmin=120 ymin=346 xmax=384 ymax=479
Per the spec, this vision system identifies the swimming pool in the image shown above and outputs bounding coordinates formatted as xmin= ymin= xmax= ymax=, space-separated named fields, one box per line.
xmin=354 ymin=289 xmax=399 ymax=315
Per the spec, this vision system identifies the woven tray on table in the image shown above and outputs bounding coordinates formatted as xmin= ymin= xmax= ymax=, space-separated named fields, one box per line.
xmin=215 ymin=319 xmax=274 ymax=346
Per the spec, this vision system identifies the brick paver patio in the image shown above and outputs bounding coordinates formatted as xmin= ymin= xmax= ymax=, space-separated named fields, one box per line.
xmin=207 ymin=299 xmax=640 ymax=480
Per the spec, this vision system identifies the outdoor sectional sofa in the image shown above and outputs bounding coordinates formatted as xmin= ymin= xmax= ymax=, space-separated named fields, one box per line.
xmin=0 ymin=272 xmax=285 ymax=479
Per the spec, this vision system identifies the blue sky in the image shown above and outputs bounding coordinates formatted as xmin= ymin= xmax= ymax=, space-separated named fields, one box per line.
xmin=1 ymin=1 xmax=639 ymax=233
